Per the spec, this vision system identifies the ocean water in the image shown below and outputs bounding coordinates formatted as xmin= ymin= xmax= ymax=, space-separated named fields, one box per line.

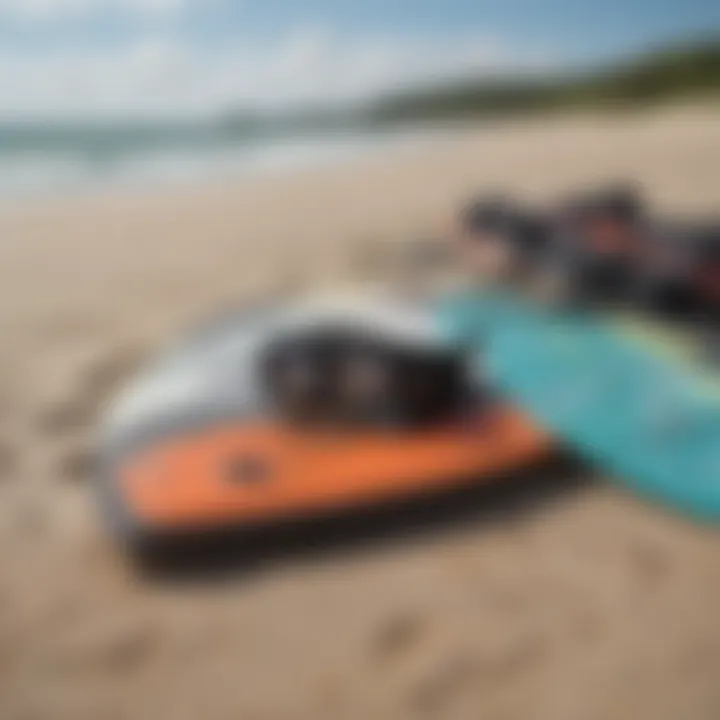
xmin=0 ymin=123 xmax=445 ymax=200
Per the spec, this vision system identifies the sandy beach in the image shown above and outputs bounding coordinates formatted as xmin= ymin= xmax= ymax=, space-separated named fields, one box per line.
xmin=1 ymin=105 xmax=720 ymax=720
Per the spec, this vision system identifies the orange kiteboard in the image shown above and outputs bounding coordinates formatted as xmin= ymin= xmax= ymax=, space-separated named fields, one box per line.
xmin=99 ymin=295 xmax=553 ymax=560
xmin=118 ymin=407 xmax=549 ymax=532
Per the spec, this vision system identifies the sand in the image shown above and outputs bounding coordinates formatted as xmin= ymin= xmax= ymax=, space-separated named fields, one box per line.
xmin=1 ymin=105 xmax=720 ymax=720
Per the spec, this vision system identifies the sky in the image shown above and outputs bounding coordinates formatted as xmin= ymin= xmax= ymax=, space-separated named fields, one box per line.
xmin=0 ymin=0 xmax=718 ymax=121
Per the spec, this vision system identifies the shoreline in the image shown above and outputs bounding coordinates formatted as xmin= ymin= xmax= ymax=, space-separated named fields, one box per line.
xmin=2 ymin=100 xmax=717 ymax=215
xmin=0 ymin=123 xmax=461 ymax=211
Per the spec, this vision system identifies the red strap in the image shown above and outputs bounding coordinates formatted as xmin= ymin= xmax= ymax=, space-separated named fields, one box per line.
xmin=588 ymin=220 xmax=638 ymax=256
xmin=697 ymin=265 xmax=720 ymax=301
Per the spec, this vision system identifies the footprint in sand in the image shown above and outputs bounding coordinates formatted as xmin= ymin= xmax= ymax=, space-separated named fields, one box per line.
xmin=38 ymin=313 xmax=102 ymax=344
xmin=42 ymin=613 xmax=158 ymax=676
xmin=628 ymin=538 xmax=671 ymax=590
xmin=372 ymin=612 xmax=428 ymax=666
xmin=81 ymin=346 xmax=148 ymax=410
xmin=34 ymin=345 xmax=146 ymax=486
xmin=37 ymin=394 xmax=96 ymax=436
xmin=0 ymin=440 xmax=18 ymax=481
xmin=57 ymin=441 xmax=97 ymax=484
xmin=348 ymin=238 xmax=393 ymax=282
xmin=409 ymin=651 xmax=479 ymax=716
xmin=408 ymin=632 xmax=548 ymax=717
xmin=271 ymin=265 xmax=308 ymax=299
xmin=37 ymin=345 xmax=147 ymax=438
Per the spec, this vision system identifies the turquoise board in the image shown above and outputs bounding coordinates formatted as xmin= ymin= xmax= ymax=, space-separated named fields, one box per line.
xmin=439 ymin=289 xmax=720 ymax=521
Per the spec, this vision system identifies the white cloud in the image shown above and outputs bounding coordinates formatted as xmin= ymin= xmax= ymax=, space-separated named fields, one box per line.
xmin=0 ymin=29 xmax=555 ymax=121
xmin=0 ymin=0 xmax=191 ymax=22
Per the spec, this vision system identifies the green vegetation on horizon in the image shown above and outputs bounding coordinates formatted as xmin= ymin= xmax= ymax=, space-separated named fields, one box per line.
xmin=363 ymin=37 xmax=720 ymax=123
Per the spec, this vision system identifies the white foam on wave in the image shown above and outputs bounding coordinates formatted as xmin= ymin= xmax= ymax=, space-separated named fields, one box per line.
xmin=0 ymin=126 xmax=450 ymax=201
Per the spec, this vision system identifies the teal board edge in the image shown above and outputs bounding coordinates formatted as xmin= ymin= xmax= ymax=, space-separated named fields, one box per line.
xmin=438 ymin=289 xmax=720 ymax=522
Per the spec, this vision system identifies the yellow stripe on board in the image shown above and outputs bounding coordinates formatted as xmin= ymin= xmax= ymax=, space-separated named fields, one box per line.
xmin=612 ymin=314 xmax=720 ymax=400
